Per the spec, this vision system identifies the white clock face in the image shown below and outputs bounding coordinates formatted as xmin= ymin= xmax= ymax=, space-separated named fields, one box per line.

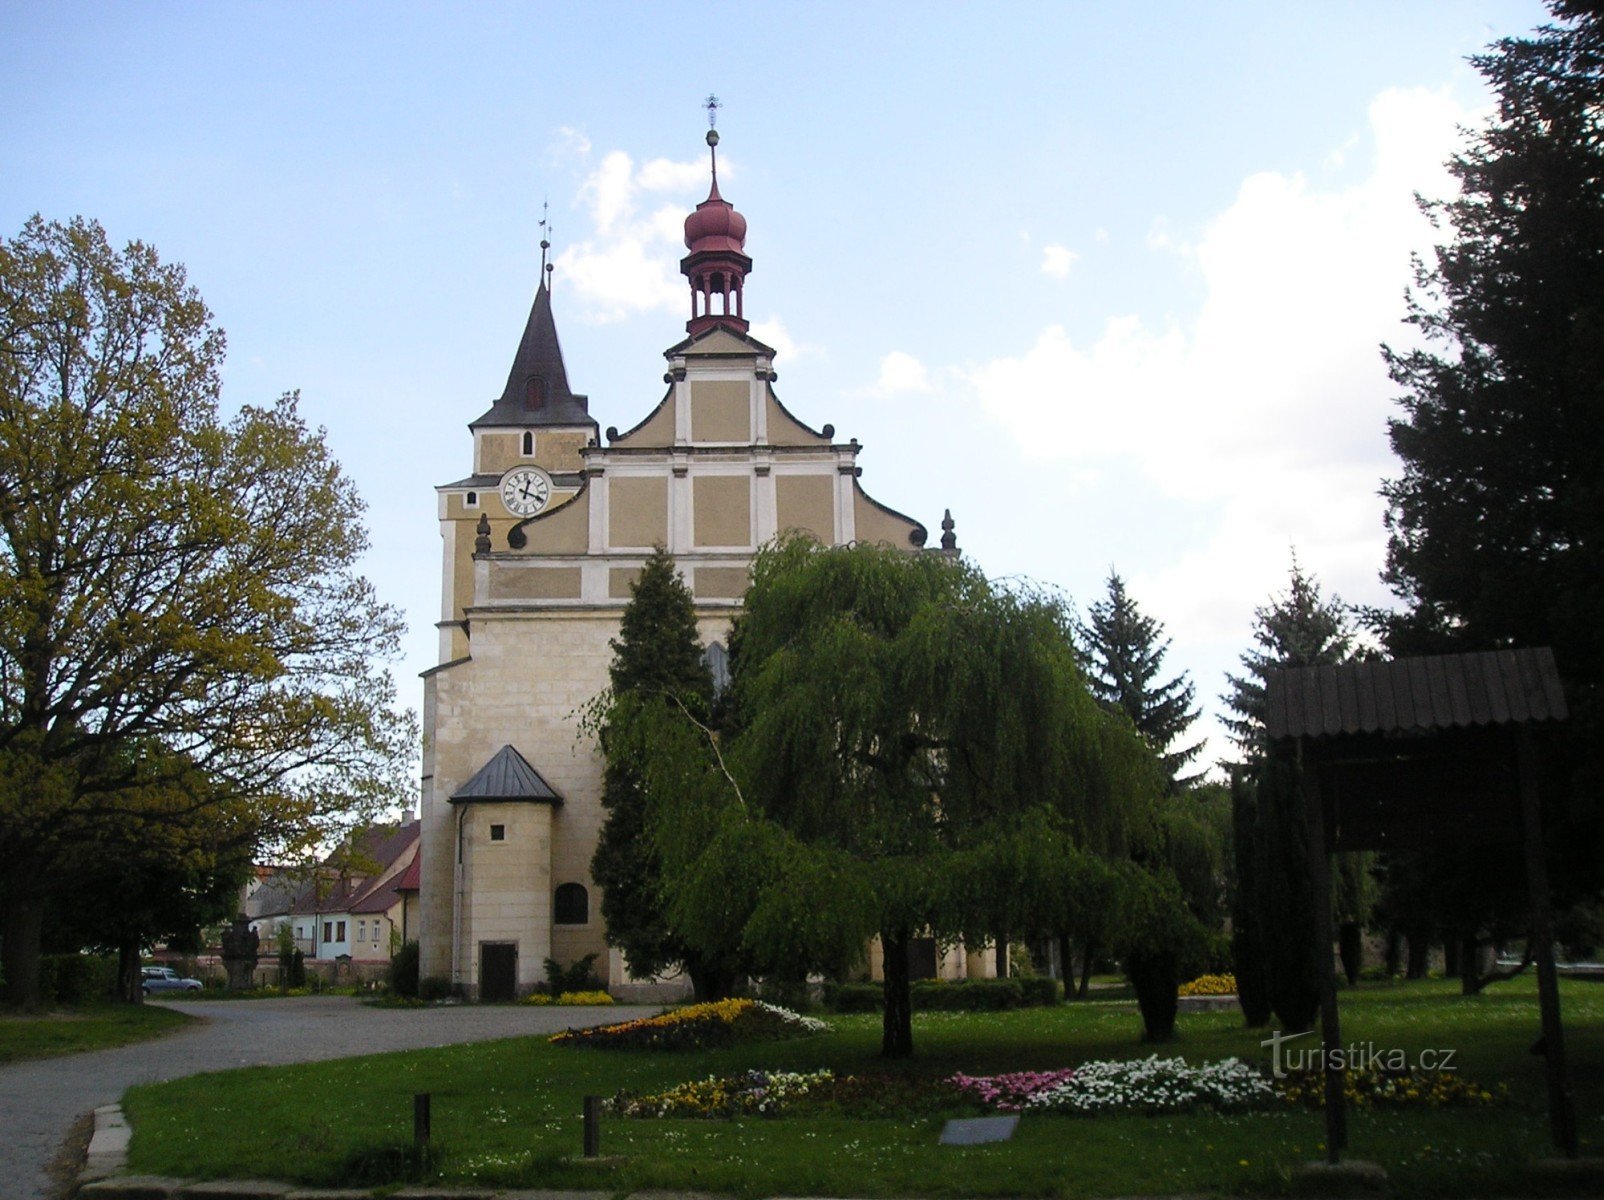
xmin=500 ymin=467 xmax=550 ymax=517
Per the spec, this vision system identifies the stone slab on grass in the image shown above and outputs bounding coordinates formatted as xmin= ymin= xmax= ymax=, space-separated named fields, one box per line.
xmin=501 ymin=1193 xmax=616 ymax=1200
xmin=938 ymin=1115 xmax=1019 ymax=1145
xmin=385 ymin=1190 xmax=495 ymax=1200
xmin=1289 ymin=1159 xmax=1388 ymax=1196
xmin=283 ymin=1190 xmax=379 ymax=1200
xmin=178 ymin=1181 xmax=293 ymax=1198
xmin=78 ymin=1177 xmax=190 ymax=1200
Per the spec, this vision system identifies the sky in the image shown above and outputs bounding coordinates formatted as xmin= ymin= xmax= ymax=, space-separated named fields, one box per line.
xmin=0 ymin=1 xmax=1556 ymax=778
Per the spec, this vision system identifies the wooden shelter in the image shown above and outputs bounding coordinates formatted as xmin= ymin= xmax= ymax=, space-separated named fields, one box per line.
xmin=1266 ymin=647 xmax=1577 ymax=1162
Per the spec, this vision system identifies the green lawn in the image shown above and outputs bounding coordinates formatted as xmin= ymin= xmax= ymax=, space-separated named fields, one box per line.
xmin=123 ymin=977 xmax=1604 ymax=1197
xmin=0 ymin=1002 xmax=193 ymax=1063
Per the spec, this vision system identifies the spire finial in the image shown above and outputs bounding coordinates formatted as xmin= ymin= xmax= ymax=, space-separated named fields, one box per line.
xmin=940 ymin=509 xmax=958 ymax=553
xmin=703 ymin=94 xmax=722 ymax=188
xmin=538 ymin=199 xmax=552 ymax=287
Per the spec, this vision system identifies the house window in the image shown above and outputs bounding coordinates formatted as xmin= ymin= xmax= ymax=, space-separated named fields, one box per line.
xmin=336 ymin=920 xmax=346 ymax=941
xmin=323 ymin=921 xmax=332 ymax=942
xmin=373 ymin=923 xmax=381 ymax=945
xmin=465 ymin=491 xmax=479 ymax=507
xmin=521 ymin=430 xmax=534 ymax=455
xmin=357 ymin=919 xmax=366 ymax=942
xmin=554 ymin=883 xmax=589 ymax=926
xmin=490 ymin=823 xmax=506 ymax=841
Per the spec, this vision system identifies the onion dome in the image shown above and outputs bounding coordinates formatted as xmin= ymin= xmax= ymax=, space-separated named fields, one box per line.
xmin=684 ymin=134 xmax=748 ymax=253
xmin=680 ymin=128 xmax=754 ymax=335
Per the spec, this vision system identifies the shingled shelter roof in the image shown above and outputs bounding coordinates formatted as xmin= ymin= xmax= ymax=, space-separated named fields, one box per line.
xmin=1266 ymin=648 xmax=1567 ymax=742
xmin=450 ymin=744 xmax=563 ymax=804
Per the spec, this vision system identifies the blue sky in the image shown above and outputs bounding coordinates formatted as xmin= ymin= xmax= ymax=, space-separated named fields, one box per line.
xmin=1 ymin=1 xmax=1553 ymax=775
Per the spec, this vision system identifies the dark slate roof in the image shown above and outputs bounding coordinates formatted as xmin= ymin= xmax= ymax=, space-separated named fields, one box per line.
xmin=1266 ymin=648 xmax=1567 ymax=741
xmin=471 ymin=283 xmax=597 ymax=430
xmin=450 ymin=744 xmax=564 ymax=804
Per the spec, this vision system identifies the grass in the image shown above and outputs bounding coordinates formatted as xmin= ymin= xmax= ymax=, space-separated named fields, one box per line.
xmin=122 ymin=976 xmax=1604 ymax=1197
xmin=0 ymin=1002 xmax=193 ymax=1063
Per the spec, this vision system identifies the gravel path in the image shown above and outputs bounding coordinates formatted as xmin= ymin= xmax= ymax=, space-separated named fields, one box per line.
xmin=0 ymin=997 xmax=657 ymax=1200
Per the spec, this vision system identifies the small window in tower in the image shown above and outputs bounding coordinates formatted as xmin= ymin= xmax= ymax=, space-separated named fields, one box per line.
xmin=525 ymin=376 xmax=546 ymax=411
xmin=489 ymin=823 xmax=506 ymax=842
xmin=465 ymin=491 xmax=479 ymax=507
xmin=554 ymin=882 xmax=589 ymax=926
xmin=521 ymin=431 xmax=534 ymax=456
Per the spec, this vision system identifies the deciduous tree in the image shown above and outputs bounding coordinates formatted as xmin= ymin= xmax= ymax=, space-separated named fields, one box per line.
xmin=0 ymin=216 xmax=415 ymax=1007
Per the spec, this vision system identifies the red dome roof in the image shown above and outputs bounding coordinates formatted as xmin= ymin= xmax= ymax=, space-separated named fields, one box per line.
xmin=683 ymin=179 xmax=747 ymax=253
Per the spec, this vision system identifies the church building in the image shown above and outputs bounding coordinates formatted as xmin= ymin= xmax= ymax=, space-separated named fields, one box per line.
xmin=418 ymin=129 xmax=953 ymax=998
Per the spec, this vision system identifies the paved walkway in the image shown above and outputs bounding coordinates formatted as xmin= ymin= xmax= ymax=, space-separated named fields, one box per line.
xmin=0 ymin=997 xmax=657 ymax=1200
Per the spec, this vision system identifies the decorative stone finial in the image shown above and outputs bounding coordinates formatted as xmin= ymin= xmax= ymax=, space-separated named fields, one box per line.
xmin=474 ymin=511 xmax=492 ymax=554
xmin=940 ymin=508 xmax=957 ymax=552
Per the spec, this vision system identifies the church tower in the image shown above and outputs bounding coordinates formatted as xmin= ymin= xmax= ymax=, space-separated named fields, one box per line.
xmin=418 ymin=127 xmax=932 ymax=998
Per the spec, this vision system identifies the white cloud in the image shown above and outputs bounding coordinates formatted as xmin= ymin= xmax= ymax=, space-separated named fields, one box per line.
xmin=1040 ymin=244 xmax=1078 ymax=278
xmin=967 ymin=86 xmax=1475 ymax=660
xmin=749 ymin=317 xmax=800 ymax=362
xmin=866 ymin=351 xmax=934 ymax=396
xmin=555 ymin=147 xmax=712 ymax=322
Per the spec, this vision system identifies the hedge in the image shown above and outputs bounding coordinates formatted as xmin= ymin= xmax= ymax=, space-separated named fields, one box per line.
xmin=823 ymin=976 xmax=1060 ymax=1012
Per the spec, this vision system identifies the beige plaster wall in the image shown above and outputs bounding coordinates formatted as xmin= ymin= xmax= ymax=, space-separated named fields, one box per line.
xmin=853 ymin=484 xmax=920 ymax=548
xmin=517 ymin=492 xmax=590 ymax=554
xmin=694 ymin=566 xmax=749 ymax=599
xmin=609 ymin=567 xmax=641 ymax=598
xmin=693 ymin=475 xmax=751 ymax=547
xmin=612 ymin=394 xmax=675 ymax=447
xmin=461 ymin=799 xmax=553 ymax=992
xmin=775 ymin=473 xmax=835 ymax=541
xmin=764 ymin=392 xmax=830 ymax=446
xmin=488 ymin=566 xmax=583 ymax=601
xmin=536 ymin=431 xmax=590 ymax=472
xmin=610 ymin=476 xmax=668 ymax=547
xmin=691 ymin=380 xmax=750 ymax=442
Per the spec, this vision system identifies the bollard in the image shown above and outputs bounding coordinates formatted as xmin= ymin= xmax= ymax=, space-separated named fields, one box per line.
xmin=414 ymin=1092 xmax=431 ymax=1148
xmin=583 ymin=1094 xmax=602 ymax=1158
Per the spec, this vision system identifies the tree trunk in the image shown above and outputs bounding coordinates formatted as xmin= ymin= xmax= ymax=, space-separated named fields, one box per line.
xmin=994 ymin=931 xmax=1009 ymax=979
xmin=687 ymin=958 xmax=737 ymax=1003
xmin=880 ymin=929 xmax=913 ymax=1058
xmin=1077 ymin=936 xmax=1096 ymax=999
xmin=1406 ymin=930 xmax=1430 ymax=979
xmin=1338 ymin=921 xmax=1363 ymax=985
xmin=1127 ymin=950 xmax=1179 ymax=1042
xmin=1056 ymin=933 xmax=1072 ymax=989
xmin=118 ymin=937 xmax=144 ymax=1005
xmin=1444 ymin=934 xmax=1462 ymax=979
xmin=1384 ymin=928 xmax=1402 ymax=977
xmin=1 ymin=892 xmax=46 ymax=1010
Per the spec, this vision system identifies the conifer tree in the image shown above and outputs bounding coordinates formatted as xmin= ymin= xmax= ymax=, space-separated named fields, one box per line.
xmin=1223 ymin=555 xmax=1354 ymax=1031
xmin=1076 ymin=570 xmax=1204 ymax=792
xmin=589 ymin=547 xmax=724 ymax=997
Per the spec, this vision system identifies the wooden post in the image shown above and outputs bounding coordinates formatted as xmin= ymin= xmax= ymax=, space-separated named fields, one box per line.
xmin=1300 ymin=741 xmax=1346 ymax=1162
xmin=413 ymin=1092 xmax=431 ymax=1148
xmin=583 ymin=1094 xmax=602 ymax=1158
xmin=1518 ymin=728 xmax=1578 ymax=1158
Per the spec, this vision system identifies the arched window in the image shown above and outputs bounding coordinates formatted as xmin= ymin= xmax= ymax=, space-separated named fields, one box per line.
xmin=521 ymin=431 xmax=534 ymax=456
xmin=554 ymin=883 xmax=589 ymax=926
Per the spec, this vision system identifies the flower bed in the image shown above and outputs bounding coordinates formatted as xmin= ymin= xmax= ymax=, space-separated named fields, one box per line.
xmin=522 ymin=990 xmax=614 ymax=1006
xmin=550 ymin=998 xmax=829 ymax=1050
xmin=949 ymin=1068 xmax=1078 ymax=1112
xmin=1178 ymin=972 xmax=1237 ymax=996
xmin=608 ymin=1069 xmax=837 ymax=1118
xmin=1278 ymin=1066 xmax=1505 ymax=1109
xmin=1022 ymin=1055 xmax=1273 ymax=1115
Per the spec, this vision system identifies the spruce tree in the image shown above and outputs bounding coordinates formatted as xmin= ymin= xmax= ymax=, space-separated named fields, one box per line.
xmin=1076 ymin=570 xmax=1204 ymax=791
xmin=1222 ymin=556 xmax=1354 ymax=1031
xmin=590 ymin=547 xmax=721 ymax=996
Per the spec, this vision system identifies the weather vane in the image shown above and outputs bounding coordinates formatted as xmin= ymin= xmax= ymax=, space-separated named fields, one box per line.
xmin=539 ymin=198 xmax=552 ymax=285
xmin=705 ymin=93 xmax=720 ymax=129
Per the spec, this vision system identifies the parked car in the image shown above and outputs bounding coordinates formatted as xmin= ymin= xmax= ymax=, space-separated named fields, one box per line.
xmin=141 ymin=966 xmax=203 ymax=995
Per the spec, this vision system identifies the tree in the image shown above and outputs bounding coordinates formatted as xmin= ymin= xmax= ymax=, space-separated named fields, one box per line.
xmin=0 ymin=216 xmax=415 ymax=1007
xmin=1076 ymin=570 xmax=1205 ymax=791
xmin=633 ymin=537 xmax=1157 ymax=1056
xmin=588 ymin=546 xmax=732 ymax=1000
xmin=1222 ymin=557 xmax=1354 ymax=1031
xmin=1378 ymin=2 xmax=1604 ymax=945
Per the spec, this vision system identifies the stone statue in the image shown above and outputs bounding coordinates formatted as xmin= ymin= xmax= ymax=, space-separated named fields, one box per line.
xmin=220 ymin=913 xmax=260 ymax=990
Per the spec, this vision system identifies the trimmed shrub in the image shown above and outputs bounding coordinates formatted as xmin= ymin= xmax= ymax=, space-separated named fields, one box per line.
xmin=388 ymin=941 xmax=420 ymax=998
xmin=823 ymin=977 xmax=1060 ymax=1013
xmin=418 ymin=974 xmax=456 ymax=1002
xmin=40 ymin=954 xmax=116 ymax=1005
